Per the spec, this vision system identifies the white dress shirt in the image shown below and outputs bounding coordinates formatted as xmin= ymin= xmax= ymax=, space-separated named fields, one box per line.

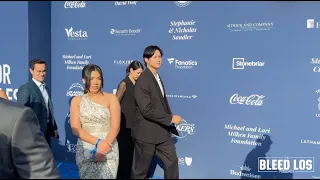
xmin=32 ymin=78 xmax=50 ymax=122
xmin=153 ymin=73 xmax=164 ymax=97
xmin=153 ymin=73 xmax=174 ymax=125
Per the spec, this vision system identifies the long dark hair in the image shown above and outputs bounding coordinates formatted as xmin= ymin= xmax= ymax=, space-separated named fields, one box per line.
xmin=82 ymin=64 xmax=104 ymax=94
xmin=126 ymin=60 xmax=144 ymax=76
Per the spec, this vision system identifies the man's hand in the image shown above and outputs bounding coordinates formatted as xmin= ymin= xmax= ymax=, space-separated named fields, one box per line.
xmin=54 ymin=130 xmax=59 ymax=139
xmin=172 ymin=115 xmax=182 ymax=125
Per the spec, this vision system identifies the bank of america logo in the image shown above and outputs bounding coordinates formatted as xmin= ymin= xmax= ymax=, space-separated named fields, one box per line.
xmin=307 ymin=19 xmax=315 ymax=28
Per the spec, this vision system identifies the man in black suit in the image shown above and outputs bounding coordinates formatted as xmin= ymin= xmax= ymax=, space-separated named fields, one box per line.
xmin=17 ymin=58 xmax=59 ymax=147
xmin=0 ymin=98 xmax=61 ymax=178
xmin=131 ymin=45 xmax=182 ymax=179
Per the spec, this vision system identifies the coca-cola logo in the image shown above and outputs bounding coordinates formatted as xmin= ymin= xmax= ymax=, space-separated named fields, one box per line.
xmin=230 ymin=93 xmax=264 ymax=106
xmin=64 ymin=1 xmax=86 ymax=9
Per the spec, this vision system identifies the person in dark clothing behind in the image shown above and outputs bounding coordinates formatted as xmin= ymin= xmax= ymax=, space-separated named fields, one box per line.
xmin=115 ymin=60 xmax=144 ymax=179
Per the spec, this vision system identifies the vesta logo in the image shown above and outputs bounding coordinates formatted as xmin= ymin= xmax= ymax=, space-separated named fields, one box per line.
xmin=65 ymin=27 xmax=88 ymax=40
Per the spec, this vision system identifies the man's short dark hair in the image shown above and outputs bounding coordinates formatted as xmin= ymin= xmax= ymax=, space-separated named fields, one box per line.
xmin=143 ymin=45 xmax=163 ymax=65
xmin=29 ymin=58 xmax=46 ymax=70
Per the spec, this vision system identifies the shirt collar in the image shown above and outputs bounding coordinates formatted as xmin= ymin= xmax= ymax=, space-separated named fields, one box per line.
xmin=152 ymin=72 xmax=160 ymax=80
xmin=32 ymin=78 xmax=45 ymax=87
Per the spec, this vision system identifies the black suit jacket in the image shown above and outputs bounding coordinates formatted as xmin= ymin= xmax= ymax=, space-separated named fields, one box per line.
xmin=17 ymin=80 xmax=57 ymax=135
xmin=132 ymin=67 xmax=179 ymax=144
xmin=0 ymin=98 xmax=60 ymax=179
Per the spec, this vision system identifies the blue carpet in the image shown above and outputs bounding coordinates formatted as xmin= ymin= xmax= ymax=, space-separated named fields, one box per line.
xmin=57 ymin=161 xmax=80 ymax=179
xmin=56 ymin=161 xmax=162 ymax=179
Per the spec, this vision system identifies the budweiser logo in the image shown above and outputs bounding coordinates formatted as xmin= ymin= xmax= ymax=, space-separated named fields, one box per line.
xmin=230 ymin=93 xmax=264 ymax=106
xmin=64 ymin=1 xmax=86 ymax=8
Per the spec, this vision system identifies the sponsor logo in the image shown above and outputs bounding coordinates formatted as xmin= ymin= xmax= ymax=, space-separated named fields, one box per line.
xmin=66 ymin=83 xmax=84 ymax=97
xmin=65 ymin=27 xmax=88 ymax=40
xmin=173 ymin=119 xmax=195 ymax=139
xmin=110 ymin=28 xmax=142 ymax=36
xmin=232 ymin=58 xmax=265 ymax=70
xmin=230 ymin=93 xmax=265 ymax=106
xmin=167 ymin=58 xmax=198 ymax=69
xmin=174 ymin=1 xmax=192 ymax=7
xmin=64 ymin=1 xmax=86 ymax=8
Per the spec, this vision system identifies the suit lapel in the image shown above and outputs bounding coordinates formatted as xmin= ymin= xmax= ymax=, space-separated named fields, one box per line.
xmin=159 ymin=75 xmax=172 ymax=114
xmin=30 ymin=80 xmax=46 ymax=107
xmin=158 ymin=74 xmax=178 ymax=135
xmin=45 ymin=86 xmax=54 ymax=112
xmin=146 ymin=68 xmax=170 ymax=113
xmin=146 ymin=68 xmax=178 ymax=135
